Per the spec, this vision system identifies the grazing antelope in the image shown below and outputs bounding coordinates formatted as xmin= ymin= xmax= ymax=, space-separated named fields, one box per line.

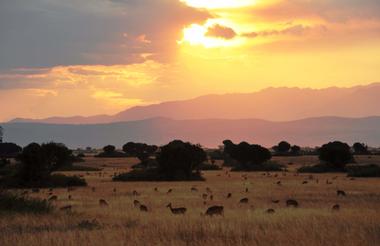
xmin=239 ymin=198 xmax=249 ymax=204
xmin=60 ymin=205 xmax=72 ymax=211
xmin=48 ymin=195 xmax=58 ymax=202
xmin=302 ymin=181 xmax=308 ymax=184
xmin=326 ymin=180 xmax=333 ymax=185
xmin=133 ymin=190 xmax=140 ymax=196
xmin=276 ymin=181 xmax=282 ymax=185
xmin=332 ymin=204 xmax=340 ymax=211
xmin=139 ymin=204 xmax=148 ymax=212
xmin=271 ymin=199 xmax=280 ymax=204
xmin=266 ymin=208 xmax=275 ymax=214
xmin=286 ymin=199 xmax=299 ymax=207
xmin=133 ymin=200 xmax=140 ymax=207
xmin=227 ymin=193 xmax=232 ymax=199
xmin=204 ymin=206 xmax=224 ymax=216
xmin=337 ymin=190 xmax=346 ymax=196
xmin=99 ymin=199 xmax=109 ymax=207
xmin=167 ymin=189 xmax=173 ymax=194
xmin=191 ymin=187 xmax=198 ymax=192
xmin=167 ymin=203 xmax=187 ymax=215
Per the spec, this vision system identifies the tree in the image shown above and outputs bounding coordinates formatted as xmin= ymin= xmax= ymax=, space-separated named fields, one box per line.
xmin=0 ymin=126 xmax=3 ymax=143
xmin=156 ymin=140 xmax=207 ymax=178
xmin=223 ymin=141 xmax=271 ymax=170
xmin=318 ymin=141 xmax=354 ymax=168
xmin=122 ymin=142 xmax=157 ymax=164
xmin=290 ymin=145 xmax=301 ymax=155
xmin=103 ymin=145 xmax=116 ymax=154
xmin=277 ymin=141 xmax=291 ymax=153
xmin=17 ymin=142 xmax=73 ymax=183
xmin=0 ymin=142 xmax=22 ymax=158
xmin=353 ymin=142 xmax=370 ymax=155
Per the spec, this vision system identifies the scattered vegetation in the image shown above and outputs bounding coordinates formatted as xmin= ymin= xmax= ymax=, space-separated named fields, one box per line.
xmin=95 ymin=145 xmax=126 ymax=158
xmin=0 ymin=191 xmax=52 ymax=214
xmin=347 ymin=164 xmax=380 ymax=177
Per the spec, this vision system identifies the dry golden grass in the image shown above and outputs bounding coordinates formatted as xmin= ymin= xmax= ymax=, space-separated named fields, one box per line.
xmin=1 ymin=156 xmax=380 ymax=246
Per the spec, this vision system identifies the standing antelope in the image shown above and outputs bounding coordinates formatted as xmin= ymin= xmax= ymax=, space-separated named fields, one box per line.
xmin=239 ymin=198 xmax=249 ymax=204
xmin=167 ymin=203 xmax=187 ymax=215
xmin=332 ymin=204 xmax=340 ymax=211
xmin=286 ymin=199 xmax=299 ymax=207
xmin=337 ymin=190 xmax=346 ymax=196
xmin=99 ymin=199 xmax=109 ymax=207
xmin=226 ymin=193 xmax=232 ymax=199
xmin=140 ymin=204 xmax=148 ymax=212
xmin=133 ymin=200 xmax=140 ymax=207
xmin=266 ymin=208 xmax=275 ymax=214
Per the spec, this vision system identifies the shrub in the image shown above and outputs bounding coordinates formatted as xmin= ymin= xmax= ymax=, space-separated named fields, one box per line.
xmin=0 ymin=191 xmax=52 ymax=214
xmin=347 ymin=164 xmax=380 ymax=177
xmin=47 ymin=174 xmax=87 ymax=187
xmin=298 ymin=164 xmax=346 ymax=173
xmin=197 ymin=163 xmax=222 ymax=171
xmin=113 ymin=168 xmax=204 ymax=182
xmin=318 ymin=141 xmax=354 ymax=168
xmin=232 ymin=161 xmax=284 ymax=172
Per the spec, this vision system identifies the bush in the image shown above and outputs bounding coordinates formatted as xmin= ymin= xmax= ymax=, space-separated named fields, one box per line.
xmin=347 ymin=164 xmax=380 ymax=177
xmin=113 ymin=168 xmax=204 ymax=182
xmin=197 ymin=163 xmax=222 ymax=171
xmin=298 ymin=164 xmax=346 ymax=173
xmin=0 ymin=191 xmax=52 ymax=214
xmin=232 ymin=161 xmax=284 ymax=172
xmin=47 ymin=174 xmax=87 ymax=187
xmin=95 ymin=151 xmax=126 ymax=158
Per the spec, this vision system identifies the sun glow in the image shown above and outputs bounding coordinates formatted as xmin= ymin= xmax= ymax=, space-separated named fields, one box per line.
xmin=181 ymin=0 xmax=257 ymax=9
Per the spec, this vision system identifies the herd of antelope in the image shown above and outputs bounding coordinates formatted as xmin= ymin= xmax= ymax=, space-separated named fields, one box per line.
xmin=31 ymin=172 xmax=349 ymax=217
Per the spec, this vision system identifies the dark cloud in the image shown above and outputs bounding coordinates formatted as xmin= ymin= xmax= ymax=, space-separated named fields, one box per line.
xmin=206 ymin=24 xmax=237 ymax=39
xmin=0 ymin=0 xmax=210 ymax=70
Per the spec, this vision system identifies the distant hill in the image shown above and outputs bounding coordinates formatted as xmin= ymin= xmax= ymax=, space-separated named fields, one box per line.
xmin=3 ymin=116 xmax=380 ymax=148
xmin=8 ymin=83 xmax=380 ymax=124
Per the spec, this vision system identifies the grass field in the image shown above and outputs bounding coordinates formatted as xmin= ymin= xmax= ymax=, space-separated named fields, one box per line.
xmin=1 ymin=156 xmax=380 ymax=246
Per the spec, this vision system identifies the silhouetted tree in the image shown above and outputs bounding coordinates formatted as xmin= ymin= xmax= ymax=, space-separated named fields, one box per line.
xmin=274 ymin=141 xmax=291 ymax=154
xmin=290 ymin=145 xmax=301 ymax=155
xmin=0 ymin=143 xmax=22 ymax=158
xmin=103 ymin=145 xmax=116 ymax=154
xmin=122 ymin=142 xmax=157 ymax=164
xmin=223 ymin=141 xmax=271 ymax=170
xmin=17 ymin=142 xmax=73 ymax=184
xmin=353 ymin=142 xmax=370 ymax=155
xmin=318 ymin=141 xmax=354 ymax=168
xmin=156 ymin=140 xmax=206 ymax=178
xmin=0 ymin=126 xmax=3 ymax=143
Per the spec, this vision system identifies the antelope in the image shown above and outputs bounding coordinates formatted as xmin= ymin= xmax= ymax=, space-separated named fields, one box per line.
xmin=167 ymin=189 xmax=173 ymax=194
xmin=133 ymin=200 xmax=140 ymax=207
xmin=337 ymin=190 xmax=346 ymax=196
xmin=226 ymin=193 xmax=232 ymax=199
xmin=139 ymin=204 xmax=148 ymax=212
xmin=302 ymin=181 xmax=308 ymax=184
xmin=133 ymin=190 xmax=140 ymax=196
xmin=274 ymin=174 xmax=278 ymax=178
xmin=68 ymin=195 xmax=72 ymax=200
xmin=99 ymin=199 xmax=109 ymax=207
xmin=204 ymin=205 xmax=224 ymax=216
xmin=210 ymin=195 xmax=214 ymax=201
xmin=266 ymin=208 xmax=275 ymax=214
xmin=206 ymin=187 xmax=212 ymax=193
xmin=332 ymin=204 xmax=340 ymax=211
xmin=286 ymin=199 xmax=299 ymax=207
xmin=60 ymin=205 xmax=72 ymax=211
xmin=113 ymin=188 xmax=117 ymax=193
xmin=191 ymin=187 xmax=198 ymax=192
xmin=154 ymin=187 xmax=158 ymax=192
xmin=271 ymin=199 xmax=280 ymax=204
xmin=239 ymin=198 xmax=249 ymax=204
xmin=276 ymin=181 xmax=282 ymax=185
xmin=48 ymin=195 xmax=58 ymax=202
xmin=245 ymin=188 xmax=249 ymax=193
xmin=167 ymin=203 xmax=187 ymax=215
xmin=202 ymin=193 xmax=208 ymax=200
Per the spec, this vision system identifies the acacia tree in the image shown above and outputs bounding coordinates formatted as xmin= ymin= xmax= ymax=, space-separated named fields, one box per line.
xmin=223 ymin=141 xmax=271 ymax=170
xmin=156 ymin=140 xmax=206 ymax=178
xmin=122 ymin=142 xmax=157 ymax=165
xmin=353 ymin=142 xmax=370 ymax=155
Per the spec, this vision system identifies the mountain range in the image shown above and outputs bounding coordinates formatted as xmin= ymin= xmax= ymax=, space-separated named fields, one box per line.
xmin=2 ymin=116 xmax=380 ymax=148
xmin=9 ymin=83 xmax=380 ymax=124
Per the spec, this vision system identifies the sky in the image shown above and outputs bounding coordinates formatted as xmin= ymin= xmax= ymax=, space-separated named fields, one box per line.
xmin=0 ymin=0 xmax=380 ymax=121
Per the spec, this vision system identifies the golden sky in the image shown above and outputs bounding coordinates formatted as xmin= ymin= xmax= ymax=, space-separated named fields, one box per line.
xmin=0 ymin=0 xmax=380 ymax=121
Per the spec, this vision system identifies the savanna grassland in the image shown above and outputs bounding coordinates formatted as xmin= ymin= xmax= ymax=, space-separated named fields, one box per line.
xmin=1 ymin=156 xmax=380 ymax=246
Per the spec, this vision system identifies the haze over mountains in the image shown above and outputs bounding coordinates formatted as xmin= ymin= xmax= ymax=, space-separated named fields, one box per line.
xmin=9 ymin=83 xmax=380 ymax=124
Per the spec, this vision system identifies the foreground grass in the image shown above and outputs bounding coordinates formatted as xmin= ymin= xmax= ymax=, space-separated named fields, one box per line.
xmin=0 ymin=156 xmax=379 ymax=246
